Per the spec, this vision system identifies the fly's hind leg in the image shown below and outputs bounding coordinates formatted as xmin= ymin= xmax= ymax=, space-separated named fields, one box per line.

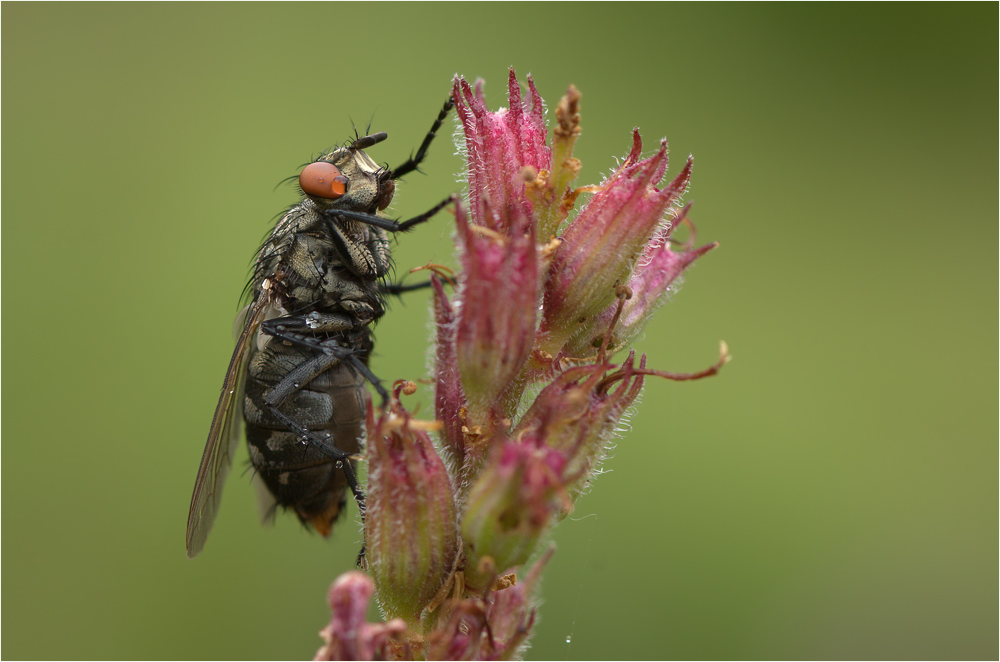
xmin=263 ymin=405 xmax=365 ymax=514
xmin=260 ymin=320 xmax=389 ymax=408
xmin=258 ymin=361 xmax=370 ymax=567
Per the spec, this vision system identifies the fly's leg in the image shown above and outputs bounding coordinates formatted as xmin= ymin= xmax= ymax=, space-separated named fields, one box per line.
xmin=382 ymin=264 xmax=456 ymax=296
xmin=259 ymin=402 xmax=369 ymax=569
xmin=324 ymin=194 xmax=454 ymax=235
xmin=260 ymin=321 xmax=390 ymax=408
xmin=323 ymin=218 xmax=392 ymax=279
xmin=263 ymin=404 xmax=365 ymax=514
xmin=322 ymin=195 xmax=452 ymax=279
xmin=261 ymin=349 xmax=343 ymax=408
xmin=350 ymin=131 xmax=388 ymax=151
xmin=381 ymin=280 xmax=433 ymax=296
xmin=261 ymin=311 xmax=357 ymax=336
xmin=386 ymin=96 xmax=454 ymax=180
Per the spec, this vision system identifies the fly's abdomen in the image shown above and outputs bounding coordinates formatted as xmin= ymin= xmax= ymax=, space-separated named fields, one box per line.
xmin=244 ymin=341 xmax=367 ymax=535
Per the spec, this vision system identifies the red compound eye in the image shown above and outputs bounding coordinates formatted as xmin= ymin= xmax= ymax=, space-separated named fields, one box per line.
xmin=299 ymin=162 xmax=347 ymax=199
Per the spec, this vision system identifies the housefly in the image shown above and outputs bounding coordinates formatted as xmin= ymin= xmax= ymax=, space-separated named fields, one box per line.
xmin=186 ymin=99 xmax=453 ymax=558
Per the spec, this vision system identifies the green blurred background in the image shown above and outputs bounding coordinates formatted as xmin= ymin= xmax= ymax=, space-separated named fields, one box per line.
xmin=3 ymin=3 xmax=995 ymax=660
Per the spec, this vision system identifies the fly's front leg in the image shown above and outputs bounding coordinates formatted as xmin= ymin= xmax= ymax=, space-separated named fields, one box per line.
xmin=326 ymin=195 xmax=454 ymax=235
xmin=323 ymin=218 xmax=393 ymax=279
xmin=386 ymin=96 xmax=454 ymax=180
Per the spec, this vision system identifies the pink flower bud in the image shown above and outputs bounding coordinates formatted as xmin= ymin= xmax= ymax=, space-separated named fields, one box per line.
xmin=513 ymin=353 xmax=646 ymax=502
xmin=540 ymin=131 xmax=693 ymax=356
xmin=454 ymin=201 xmax=539 ymax=424
xmin=431 ymin=275 xmax=466 ymax=470
xmin=364 ymin=402 xmax=459 ymax=624
xmin=565 ymin=205 xmax=718 ymax=355
xmin=461 ymin=440 xmax=568 ymax=588
xmin=452 ymin=69 xmax=549 ymax=230
xmin=485 ymin=546 xmax=552 ymax=656
xmin=313 ymin=572 xmax=407 ymax=661
xmin=424 ymin=601 xmax=491 ymax=660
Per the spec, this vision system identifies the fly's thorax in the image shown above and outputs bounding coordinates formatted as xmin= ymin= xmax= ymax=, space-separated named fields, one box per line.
xmin=250 ymin=206 xmax=385 ymax=318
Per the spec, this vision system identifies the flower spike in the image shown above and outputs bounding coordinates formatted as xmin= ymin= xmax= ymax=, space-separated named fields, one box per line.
xmin=316 ymin=72 xmax=724 ymax=659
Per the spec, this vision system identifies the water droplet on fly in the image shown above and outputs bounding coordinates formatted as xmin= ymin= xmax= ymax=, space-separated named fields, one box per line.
xmin=565 ymin=636 xmax=571 ymax=644
xmin=335 ymin=461 xmax=343 ymax=469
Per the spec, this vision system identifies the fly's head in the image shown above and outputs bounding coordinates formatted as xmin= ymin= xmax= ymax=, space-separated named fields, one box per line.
xmin=299 ymin=132 xmax=396 ymax=215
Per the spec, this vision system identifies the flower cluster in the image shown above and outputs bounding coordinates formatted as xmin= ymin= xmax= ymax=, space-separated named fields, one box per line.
xmin=315 ymin=70 xmax=725 ymax=660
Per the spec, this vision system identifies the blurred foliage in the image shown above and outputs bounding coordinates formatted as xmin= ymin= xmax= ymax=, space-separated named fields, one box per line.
xmin=2 ymin=3 xmax=995 ymax=659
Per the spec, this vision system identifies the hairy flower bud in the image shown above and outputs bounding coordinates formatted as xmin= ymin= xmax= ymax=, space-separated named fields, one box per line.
xmin=513 ymin=353 xmax=646 ymax=503
xmin=364 ymin=403 xmax=459 ymax=624
xmin=452 ymin=70 xmax=549 ymax=229
xmin=485 ymin=546 xmax=551 ymax=654
xmin=313 ymin=572 xmax=407 ymax=661
xmin=431 ymin=275 xmax=466 ymax=469
xmin=454 ymin=202 xmax=539 ymax=424
xmin=461 ymin=440 xmax=568 ymax=588
xmin=540 ymin=131 xmax=693 ymax=356
xmin=424 ymin=601 xmax=491 ymax=660
xmin=565 ymin=205 xmax=718 ymax=355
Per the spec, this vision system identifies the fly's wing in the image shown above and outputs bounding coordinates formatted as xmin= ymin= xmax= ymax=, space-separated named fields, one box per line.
xmin=186 ymin=296 xmax=268 ymax=558
xmin=251 ymin=472 xmax=279 ymax=526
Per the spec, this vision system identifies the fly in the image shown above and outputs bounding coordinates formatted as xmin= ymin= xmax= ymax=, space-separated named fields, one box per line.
xmin=186 ymin=98 xmax=453 ymax=558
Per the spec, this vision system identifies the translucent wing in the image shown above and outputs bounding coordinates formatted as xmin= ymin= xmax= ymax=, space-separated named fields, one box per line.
xmin=251 ymin=472 xmax=279 ymax=526
xmin=186 ymin=296 xmax=269 ymax=558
